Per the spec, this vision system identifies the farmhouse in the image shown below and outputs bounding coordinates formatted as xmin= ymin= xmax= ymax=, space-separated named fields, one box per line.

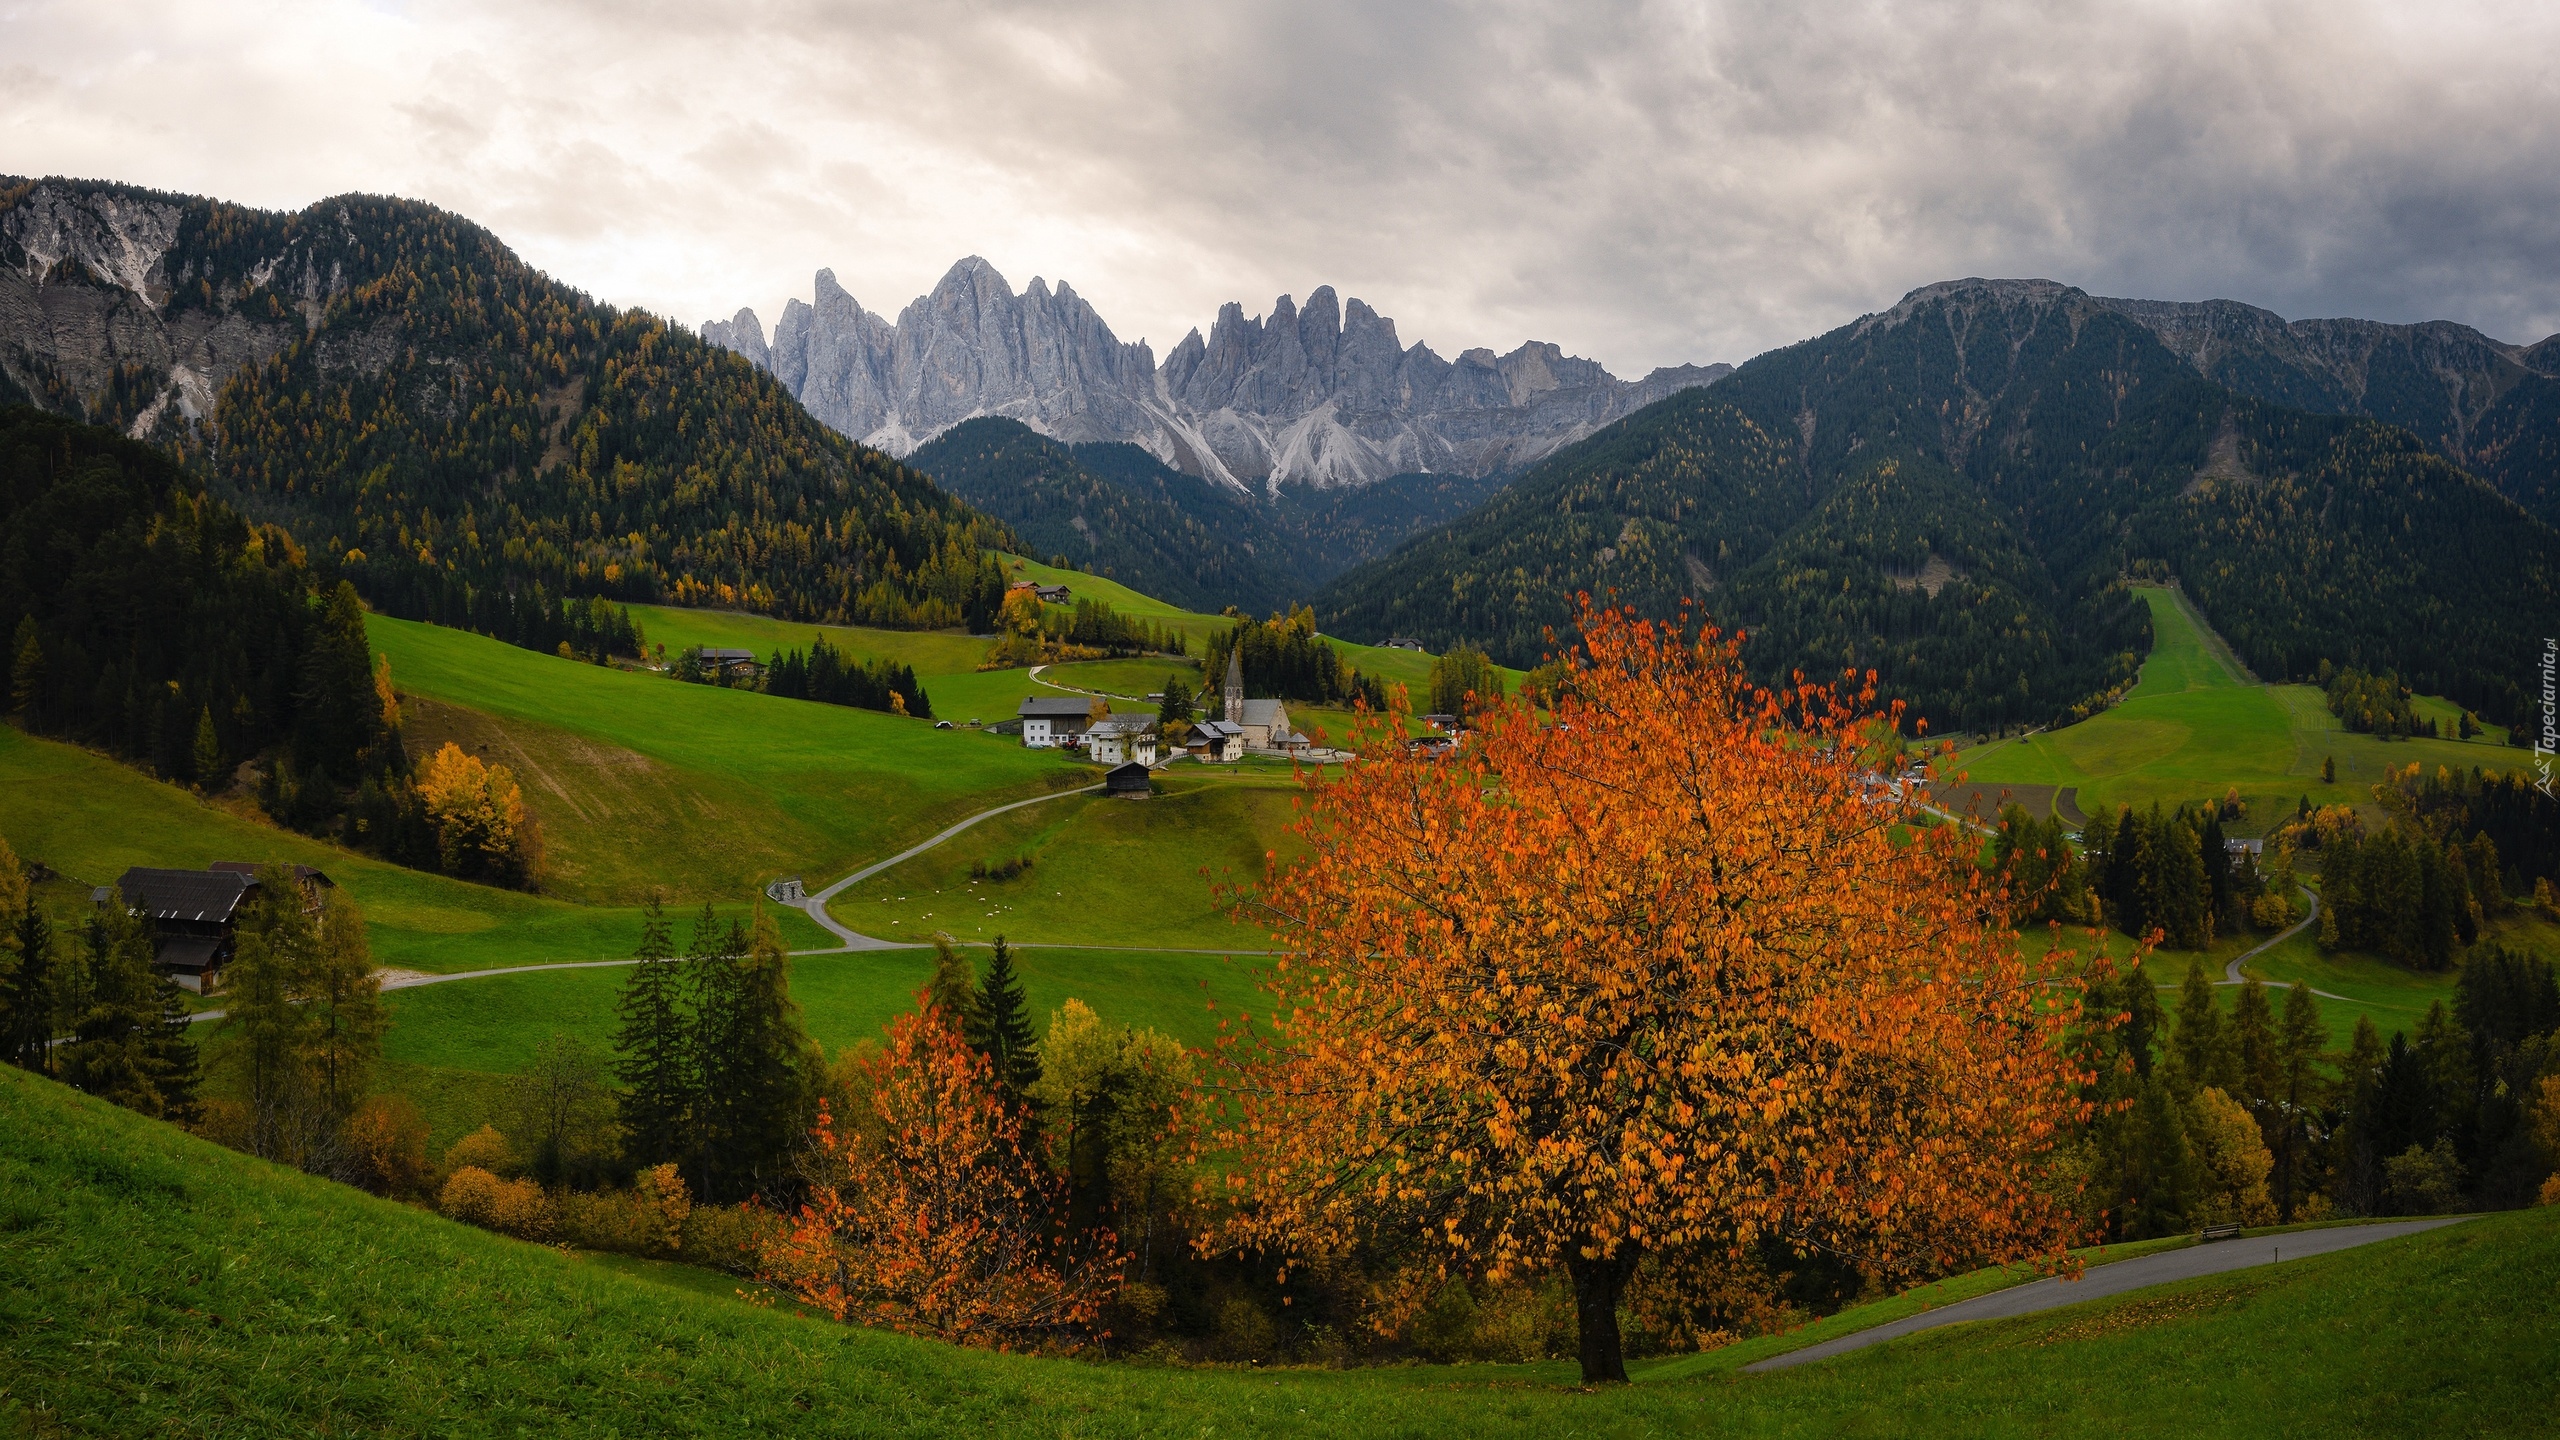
xmin=1018 ymin=695 xmax=1105 ymax=748
xmin=100 ymin=862 xmax=334 ymax=993
xmin=1184 ymin=719 xmax=1245 ymax=763
xmin=1086 ymin=714 xmax=1159 ymax=766
xmin=697 ymin=647 xmax=762 ymax=681
xmin=1382 ymin=637 xmax=1427 ymax=651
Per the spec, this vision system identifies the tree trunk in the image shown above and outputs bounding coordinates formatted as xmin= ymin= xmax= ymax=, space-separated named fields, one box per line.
xmin=1564 ymin=1247 xmax=1634 ymax=1384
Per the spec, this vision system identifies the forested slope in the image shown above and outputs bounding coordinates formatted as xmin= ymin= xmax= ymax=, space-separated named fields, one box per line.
xmin=0 ymin=177 xmax=1018 ymax=634
xmin=1318 ymin=280 xmax=2560 ymax=731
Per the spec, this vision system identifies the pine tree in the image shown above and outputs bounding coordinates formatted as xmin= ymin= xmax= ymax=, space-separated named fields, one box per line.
xmin=2171 ymin=960 xmax=2235 ymax=1095
xmin=688 ymin=906 xmax=813 ymax=1204
xmin=191 ymin=706 xmax=223 ymax=789
xmin=219 ymin=877 xmax=321 ymax=1160
xmin=1158 ymin=675 xmax=1195 ymax=728
xmin=925 ymin=935 xmax=980 ymax=1026
xmin=300 ymin=888 xmax=386 ymax=1129
xmin=61 ymin=901 xmax=199 ymax=1119
xmin=2332 ymin=1015 xmax=2389 ymax=1214
xmin=9 ymin=616 xmax=41 ymax=722
xmin=1 ymin=908 xmax=58 ymax=1072
xmin=2272 ymin=980 xmax=2328 ymax=1218
xmin=966 ymin=935 xmax=1042 ymax=1103
xmin=612 ymin=897 xmax=691 ymax=1169
xmin=2230 ymin=978 xmax=2280 ymax=1118
xmin=296 ymin=580 xmax=382 ymax=782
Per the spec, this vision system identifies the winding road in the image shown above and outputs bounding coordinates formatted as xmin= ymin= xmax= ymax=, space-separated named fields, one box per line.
xmin=1743 ymin=1216 xmax=2467 ymax=1372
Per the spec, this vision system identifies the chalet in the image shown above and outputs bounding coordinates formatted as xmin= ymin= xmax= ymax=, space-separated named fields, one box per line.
xmin=1420 ymin=713 xmax=1459 ymax=732
xmin=1018 ymin=696 xmax=1104 ymax=748
xmin=1184 ymin=719 xmax=1246 ymax=763
xmin=1105 ymin=762 xmax=1153 ymax=798
xmin=697 ymin=647 xmax=762 ymax=681
xmin=1086 ymin=714 xmax=1159 ymax=767
xmin=101 ymin=863 xmax=334 ymax=993
xmin=1382 ymin=637 xmax=1427 ymax=651
xmin=1405 ymin=733 xmax=1458 ymax=758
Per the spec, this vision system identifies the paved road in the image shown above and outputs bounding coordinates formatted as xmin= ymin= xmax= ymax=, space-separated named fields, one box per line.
xmin=795 ymin=783 xmax=1105 ymax=950
xmin=1744 ymin=1217 xmax=2467 ymax=1373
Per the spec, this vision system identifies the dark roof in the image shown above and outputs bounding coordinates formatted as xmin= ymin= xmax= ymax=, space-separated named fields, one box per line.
xmin=209 ymin=861 xmax=333 ymax=887
xmin=1019 ymin=697 xmax=1100 ymax=718
xmin=1105 ymin=762 xmax=1152 ymax=791
xmin=113 ymin=867 xmax=255 ymax=925
xmin=698 ymin=648 xmax=758 ymax=663
xmin=153 ymin=934 xmax=223 ymax=974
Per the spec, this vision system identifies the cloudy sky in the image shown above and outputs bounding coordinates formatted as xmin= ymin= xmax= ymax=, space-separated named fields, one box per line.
xmin=8 ymin=0 xmax=2558 ymax=373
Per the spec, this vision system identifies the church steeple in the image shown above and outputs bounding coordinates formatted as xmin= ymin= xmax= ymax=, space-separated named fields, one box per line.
xmin=1223 ymin=643 xmax=1245 ymax=722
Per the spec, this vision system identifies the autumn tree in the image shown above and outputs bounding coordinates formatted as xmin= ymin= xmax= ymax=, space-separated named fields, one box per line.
xmin=764 ymin=999 xmax=1122 ymax=1348
xmin=417 ymin=742 xmax=539 ymax=886
xmin=1425 ymin=644 xmax=1506 ymax=721
xmin=1203 ymin=604 xmax=2095 ymax=1382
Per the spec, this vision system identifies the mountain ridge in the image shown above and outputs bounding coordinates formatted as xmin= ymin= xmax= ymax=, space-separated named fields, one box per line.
xmin=702 ymin=257 xmax=1732 ymax=493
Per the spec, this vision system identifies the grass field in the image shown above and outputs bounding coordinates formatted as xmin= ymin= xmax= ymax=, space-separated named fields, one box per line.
xmin=1956 ymin=586 xmax=2524 ymax=831
xmin=7 ymin=1064 xmax=2554 ymax=1437
xmin=0 ymin=724 xmax=844 ymax=973
xmin=371 ymin=614 xmax=1086 ymax=904
xmin=827 ymin=772 xmax=1309 ymax=950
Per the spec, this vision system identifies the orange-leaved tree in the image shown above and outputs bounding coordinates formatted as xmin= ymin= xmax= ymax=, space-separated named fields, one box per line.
xmin=1200 ymin=603 xmax=2096 ymax=1382
xmin=764 ymin=999 xmax=1123 ymax=1349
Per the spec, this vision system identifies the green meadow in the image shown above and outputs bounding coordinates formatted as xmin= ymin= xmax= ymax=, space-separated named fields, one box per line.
xmin=370 ymin=614 xmax=1087 ymax=903
xmin=1956 ymin=586 xmax=2520 ymax=830
xmin=7 ymin=1063 xmax=2554 ymax=1438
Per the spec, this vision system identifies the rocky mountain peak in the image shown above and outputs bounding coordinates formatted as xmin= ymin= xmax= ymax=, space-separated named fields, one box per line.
xmin=705 ymin=259 xmax=1728 ymax=491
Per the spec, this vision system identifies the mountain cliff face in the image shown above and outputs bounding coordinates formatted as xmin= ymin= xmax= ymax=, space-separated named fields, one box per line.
xmin=1316 ymin=277 xmax=2559 ymax=732
xmin=703 ymin=258 xmax=1729 ymax=493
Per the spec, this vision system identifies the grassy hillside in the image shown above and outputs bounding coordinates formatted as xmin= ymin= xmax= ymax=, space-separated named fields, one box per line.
xmin=371 ymin=614 xmax=1087 ymax=904
xmin=0 ymin=723 xmax=840 ymax=972
xmin=1956 ymin=586 xmax=2518 ymax=827
xmin=5 ymin=1064 xmax=2554 ymax=1436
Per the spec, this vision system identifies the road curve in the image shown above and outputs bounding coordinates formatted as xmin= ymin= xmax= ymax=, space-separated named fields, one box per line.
xmin=794 ymin=782 xmax=1106 ymax=950
xmin=1744 ymin=1216 xmax=2468 ymax=1373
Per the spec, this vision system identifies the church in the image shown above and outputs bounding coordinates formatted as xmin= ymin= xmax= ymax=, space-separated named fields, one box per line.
xmin=1221 ymin=647 xmax=1308 ymax=752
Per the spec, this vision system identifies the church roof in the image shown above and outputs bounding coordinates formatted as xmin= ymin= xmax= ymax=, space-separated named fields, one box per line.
xmin=1238 ymin=698 xmax=1289 ymax=727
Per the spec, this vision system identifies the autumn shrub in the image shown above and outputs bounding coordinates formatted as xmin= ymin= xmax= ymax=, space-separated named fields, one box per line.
xmin=2188 ymin=1087 xmax=2277 ymax=1226
xmin=555 ymin=1164 xmax=694 ymax=1257
xmin=341 ymin=1095 xmax=432 ymax=1197
xmin=439 ymin=1165 xmax=506 ymax=1226
xmin=682 ymin=1203 xmax=785 ymax=1276
xmin=484 ymin=1175 xmax=556 ymax=1241
xmin=440 ymin=1124 xmax=517 ymax=1181
xmin=189 ymin=1097 xmax=254 ymax=1152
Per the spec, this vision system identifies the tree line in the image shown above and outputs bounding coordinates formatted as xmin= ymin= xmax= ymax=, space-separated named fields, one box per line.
xmin=717 ymin=635 xmax=932 ymax=719
xmin=1202 ymin=607 xmax=1390 ymax=714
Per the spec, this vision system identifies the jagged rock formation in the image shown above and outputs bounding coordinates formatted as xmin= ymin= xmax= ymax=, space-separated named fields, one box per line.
xmin=704 ymin=258 xmax=1730 ymax=492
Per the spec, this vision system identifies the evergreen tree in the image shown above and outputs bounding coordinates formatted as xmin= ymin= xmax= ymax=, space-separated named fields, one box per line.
xmin=2122 ymin=1074 xmax=2202 ymax=1238
xmin=296 ymin=580 xmax=381 ymax=782
xmin=2171 ymin=960 xmax=2235 ymax=1094
xmin=218 ymin=878 xmax=321 ymax=1160
xmin=190 ymin=706 xmax=222 ymax=789
xmin=2229 ymin=978 xmax=2280 ymax=1117
xmin=300 ymin=887 xmax=386 ymax=1130
xmin=2271 ymin=980 xmax=2329 ymax=1218
xmin=966 ymin=935 xmax=1043 ymax=1103
xmin=925 ymin=936 xmax=981 ymax=1027
xmin=61 ymin=899 xmax=200 ymax=1120
xmin=1 ymin=908 xmax=58 ymax=1072
xmin=1158 ymin=675 xmax=1195 ymax=728
xmin=2331 ymin=1015 xmax=2389 ymax=1214
xmin=9 ymin=616 xmax=41 ymax=721
xmin=612 ymin=898 xmax=691 ymax=1169
xmin=688 ymin=906 xmax=814 ymax=1204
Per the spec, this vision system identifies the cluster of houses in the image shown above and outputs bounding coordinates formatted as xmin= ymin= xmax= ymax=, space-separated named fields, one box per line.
xmin=1014 ymin=648 xmax=1318 ymax=790
xmin=89 ymin=861 xmax=335 ymax=994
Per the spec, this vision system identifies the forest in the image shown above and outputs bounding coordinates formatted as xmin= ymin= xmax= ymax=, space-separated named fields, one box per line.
xmin=1201 ymin=607 xmax=1390 ymax=713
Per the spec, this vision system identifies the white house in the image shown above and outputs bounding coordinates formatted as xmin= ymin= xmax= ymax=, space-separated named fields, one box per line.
xmin=1018 ymin=696 xmax=1102 ymax=749
xmin=1185 ymin=719 xmax=1245 ymax=763
xmin=1086 ymin=714 xmax=1159 ymax=767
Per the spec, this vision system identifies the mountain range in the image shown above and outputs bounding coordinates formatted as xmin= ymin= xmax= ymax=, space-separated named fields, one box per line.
xmin=1314 ymin=278 xmax=2559 ymax=732
xmin=701 ymin=258 xmax=1730 ymax=492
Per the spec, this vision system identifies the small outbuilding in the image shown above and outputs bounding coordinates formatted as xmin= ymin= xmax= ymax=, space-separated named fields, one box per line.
xmin=1105 ymin=762 xmax=1153 ymax=798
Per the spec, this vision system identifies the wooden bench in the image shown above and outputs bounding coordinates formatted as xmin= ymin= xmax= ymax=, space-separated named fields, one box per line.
xmin=2199 ymin=1223 xmax=2245 ymax=1243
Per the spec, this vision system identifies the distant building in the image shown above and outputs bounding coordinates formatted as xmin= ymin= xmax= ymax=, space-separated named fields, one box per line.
xmin=101 ymin=863 xmax=334 ymax=993
xmin=1018 ymin=695 xmax=1104 ymax=748
xmin=1221 ymin=645 xmax=1295 ymax=750
xmin=1036 ymin=584 xmax=1074 ymax=604
xmin=697 ymin=647 xmax=762 ymax=681
xmin=1105 ymin=762 xmax=1154 ymax=798
xmin=1383 ymin=637 xmax=1427 ymax=651
xmin=1420 ymin=713 xmax=1458 ymax=732
xmin=1185 ymin=719 xmax=1246 ymax=763
xmin=1086 ymin=714 xmax=1159 ymax=767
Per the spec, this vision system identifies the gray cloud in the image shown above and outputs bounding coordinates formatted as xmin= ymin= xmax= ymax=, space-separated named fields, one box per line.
xmin=6 ymin=0 xmax=2556 ymax=371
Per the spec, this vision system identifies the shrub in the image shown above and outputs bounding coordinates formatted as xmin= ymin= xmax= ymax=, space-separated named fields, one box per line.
xmin=441 ymin=1124 xmax=516 ymax=1181
xmin=341 ymin=1095 xmax=432 ymax=1197
xmin=682 ymin=1203 xmax=784 ymax=1276
xmin=486 ymin=1175 xmax=557 ymax=1241
xmin=439 ymin=1165 xmax=505 ymax=1226
xmin=553 ymin=1165 xmax=692 ymax=1258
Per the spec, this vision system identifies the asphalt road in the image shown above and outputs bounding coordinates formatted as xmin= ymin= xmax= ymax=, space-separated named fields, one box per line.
xmin=1744 ymin=1216 xmax=2469 ymax=1372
